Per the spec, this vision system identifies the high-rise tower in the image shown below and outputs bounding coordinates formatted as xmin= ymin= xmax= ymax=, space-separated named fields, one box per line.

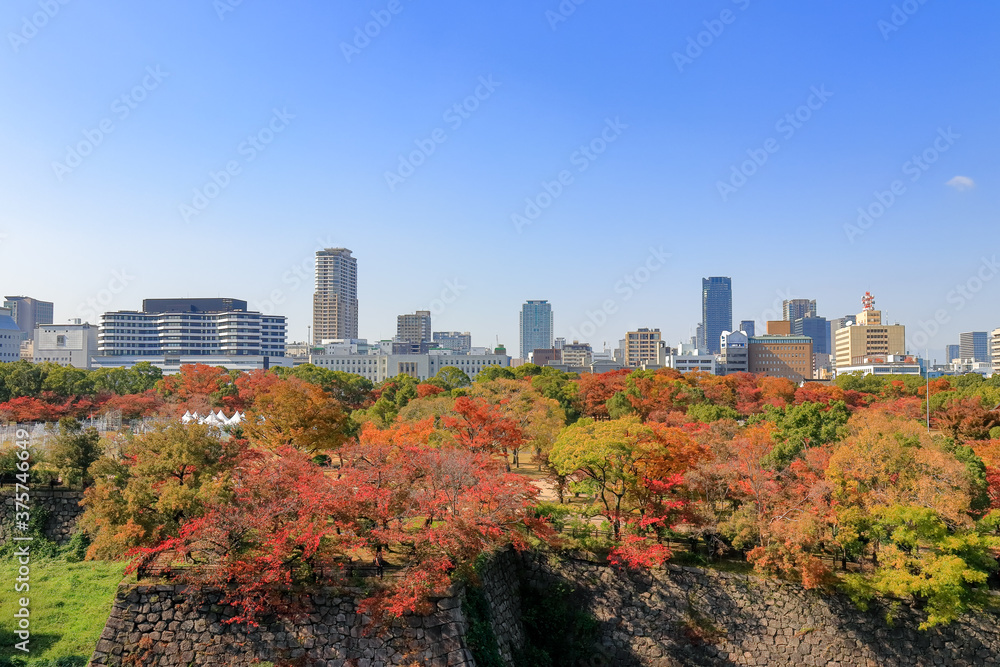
xmin=519 ymin=300 xmax=553 ymax=360
xmin=312 ymin=248 xmax=358 ymax=344
xmin=701 ymin=277 xmax=732 ymax=355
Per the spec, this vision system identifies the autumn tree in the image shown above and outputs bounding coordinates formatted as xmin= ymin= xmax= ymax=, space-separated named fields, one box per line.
xmin=934 ymin=396 xmax=1000 ymax=441
xmin=132 ymin=447 xmax=346 ymax=626
xmin=335 ymin=423 xmax=542 ymax=618
xmin=275 ymin=364 xmax=374 ymax=410
xmin=81 ymin=423 xmax=239 ymax=559
xmin=550 ymin=417 xmax=700 ymax=540
xmin=576 ymin=369 xmax=630 ymax=420
xmin=100 ymin=390 xmax=164 ymax=420
xmin=466 ymin=378 xmax=566 ymax=467
xmin=242 ymin=377 xmax=348 ymax=456
xmin=441 ymin=396 xmax=524 ymax=462
xmin=156 ymin=363 xmax=234 ymax=412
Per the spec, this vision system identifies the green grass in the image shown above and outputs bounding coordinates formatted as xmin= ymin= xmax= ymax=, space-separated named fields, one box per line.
xmin=0 ymin=557 xmax=125 ymax=667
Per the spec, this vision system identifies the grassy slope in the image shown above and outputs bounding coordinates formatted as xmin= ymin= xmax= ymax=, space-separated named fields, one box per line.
xmin=0 ymin=558 xmax=125 ymax=666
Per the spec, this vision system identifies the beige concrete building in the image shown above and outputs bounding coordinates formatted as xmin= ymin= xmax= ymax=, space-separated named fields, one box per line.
xmin=833 ymin=308 xmax=905 ymax=370
xmin=992 ymin=328 xmax=1000 ymax=375
xmin=625 ymin=328 xmax=663 ymax=368
xmin=396 ymin=310 xmax=431 ymax=344
xmin=313 ymin=248 xmax=358 ymax=344
xmin=748 ymin=334 xmax=814 ymax=382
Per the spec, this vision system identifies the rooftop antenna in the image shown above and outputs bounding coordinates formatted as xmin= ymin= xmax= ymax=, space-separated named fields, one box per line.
xmin=862 ymin=291 xmax=875 ymax=311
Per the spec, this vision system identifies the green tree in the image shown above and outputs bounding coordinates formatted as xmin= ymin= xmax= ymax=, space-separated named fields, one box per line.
xmin=512 ymin=363 xmax=542 ymax=379
xmin=476 ymin=366 xmax=515 ymax=382
xmin=765 ymin=400 xmax=850 ymax=468
xmin=531 ymin=368 xmax=581 ymax=423
xmin=842 ymin=505 xmax=1000 ymax=629
xmin=90 ymin=362 xmax=162 ymax=395
xmin=49 ymin=417 xmax=102 ymax=487
xmin=606 ymin=391 xmax=634 ymax=419
xmin=429 ymin=366 xmax=472 ymax=391
xmin=42 ymin=363 xmax=95 ymax=397
xmin=0 ymin=360 xmax=45 ymax=398
xmin=686 ymin=402 xmax=740 ymax=424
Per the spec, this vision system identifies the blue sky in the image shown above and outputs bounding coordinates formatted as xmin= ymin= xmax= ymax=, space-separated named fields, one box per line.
xmin=1 ymin=0 xmax=997 ymax=361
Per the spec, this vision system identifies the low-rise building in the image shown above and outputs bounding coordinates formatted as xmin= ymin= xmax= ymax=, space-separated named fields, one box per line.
xmin=33 ymin=321 xmax=99 ymax=369
xmin=0 ymin=313 xmax=22 ymax=362
xmin=664 ymin=342 xmax=716 ymax=374
xmin=560 ymin=341 xmax=593 ymax=367
xmin=530 ymin=348 xmax=561 ymax=366
xmin=719 ymin=330 xmax=749 ymax=375
xmin=309 ymin=350 xmax=510 ymax=382
xmin=749 ymin=335 xmax=814 ymax=382
xmin=834 ymin=354 xmax=923 ymax=377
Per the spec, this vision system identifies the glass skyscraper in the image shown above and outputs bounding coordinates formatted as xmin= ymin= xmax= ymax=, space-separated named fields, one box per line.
xmin=792 ymin=316 xmax=830 ymax=355
xmin=519 ymin=300 xmax=553 ymax=360
xmin=701 ymin=277 xmax=732 ymax=355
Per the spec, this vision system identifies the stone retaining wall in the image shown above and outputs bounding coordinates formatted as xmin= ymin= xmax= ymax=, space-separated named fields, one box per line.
xmin=0 ymin=488 xmax=84 ymax=544
xmin=474 ymin=549 xmax=524 ymax=664
xmin=87 ymin=549 xmax=1000 ymax=667
xmin=88 ymin=583 xmax=476 ymax=667
xmin=518 ymin=552 xmax=1000 ymax=667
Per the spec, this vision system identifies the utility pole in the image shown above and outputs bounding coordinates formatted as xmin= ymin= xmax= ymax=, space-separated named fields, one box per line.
xmin=925 ymin=349 xmax=930 ymax=432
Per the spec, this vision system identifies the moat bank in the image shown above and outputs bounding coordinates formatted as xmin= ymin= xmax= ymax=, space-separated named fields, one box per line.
xmin=89 ymin=549 xmax=1000 ymax=667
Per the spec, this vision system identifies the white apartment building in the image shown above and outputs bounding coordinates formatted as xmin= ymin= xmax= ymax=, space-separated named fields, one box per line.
xmin=834 ymin=355 xmax=922 ymax=377
xmin=94 ymin=298 xmax=287 ymax=372
xmin=719 ymin=330 xmax=749 ymax=375
xmin=309 ymin=348 xmax=510 ymax=382
xmin=33 ymin=321 xmax=99 ymax=369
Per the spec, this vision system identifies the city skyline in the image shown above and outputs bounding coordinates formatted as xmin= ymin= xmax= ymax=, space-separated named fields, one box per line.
xmin=1 ymin=3 xmax=997 ymax=363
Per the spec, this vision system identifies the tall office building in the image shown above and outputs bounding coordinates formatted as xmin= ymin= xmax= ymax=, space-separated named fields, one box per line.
xmin=739 ymin=320 xmax=756 ymax=338
xmin=396 ymin=311 xmax=431 ymax=344
xmin=519 ymin=300 xmax=553 ymax=360
xmin=4 ymin=296 xmax=54 ymax=338
xmin=312 ymin=248 xmax=358 ymax=344
xmin=792 ymin=316 xmax=830 ymax=355
xmin=959 ymin=332 xmax=989 ymax=363
xmin=945 ymin=344 xmax=960 ymax=363
xmin=701 ymin=277 xmax=732 ymax=355
xmin=782 ymin=299 xmax=817 ymax=321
